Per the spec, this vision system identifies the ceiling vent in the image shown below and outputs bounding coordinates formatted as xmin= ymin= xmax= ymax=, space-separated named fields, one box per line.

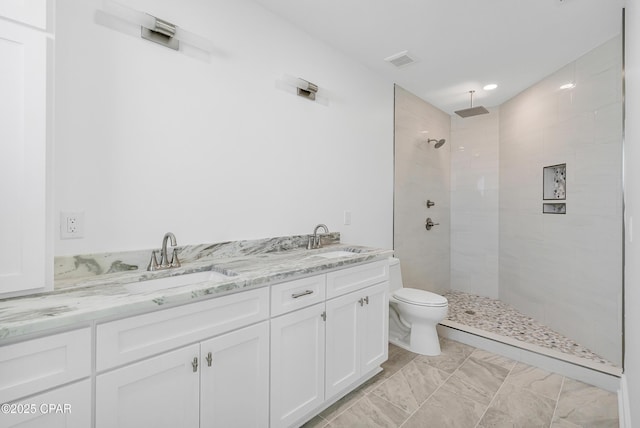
xmin=384 ymin=50 xmax=417 ymax=68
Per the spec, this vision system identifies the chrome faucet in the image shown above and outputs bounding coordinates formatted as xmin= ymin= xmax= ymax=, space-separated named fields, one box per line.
xmin=147 ymin=232 xmax=181 ymax=271
xmin=308 ymin=224 xmax=329 ymax=249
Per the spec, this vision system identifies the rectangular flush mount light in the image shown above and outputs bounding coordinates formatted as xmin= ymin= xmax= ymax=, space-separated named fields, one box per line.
xmin=100 ymin=0 xmax=214 ymax=53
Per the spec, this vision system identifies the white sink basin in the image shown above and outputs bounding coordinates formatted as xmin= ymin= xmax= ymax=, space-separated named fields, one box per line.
xmin=316 ymin=251 xmax=360 ymax=259
xmin=124 ymin=270 xmax=234 ymax=292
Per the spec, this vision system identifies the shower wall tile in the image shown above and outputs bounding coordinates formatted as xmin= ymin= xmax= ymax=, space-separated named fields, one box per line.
xmin=498 ymin=35 xmax=623 ymax=365
xmin=394 ymin=86 xmax=451 ymax=295
xmin=450 ymin=110 xmax=500 ymax=298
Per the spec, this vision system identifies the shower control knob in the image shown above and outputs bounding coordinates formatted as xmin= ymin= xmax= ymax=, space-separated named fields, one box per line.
xmin=425 ymin=218 xmax=439 ymax=231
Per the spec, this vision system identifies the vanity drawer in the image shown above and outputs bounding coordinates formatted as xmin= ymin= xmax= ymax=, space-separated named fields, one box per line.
xmin=0 ymin=328 xmax=91 ymax=404
xmin=326 ymin=260 xmax=389 ymax=299
xmin=271 ymin=275 xmax=326 ymax=316
xmin=96 ymin=287 xmax=269 ymax=371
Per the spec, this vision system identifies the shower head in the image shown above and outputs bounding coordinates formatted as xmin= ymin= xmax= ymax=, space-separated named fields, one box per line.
xmin=427 ymin=138 xmax=446 ymax=149
xmin=455 ymin=90 xmax=489 ymax=118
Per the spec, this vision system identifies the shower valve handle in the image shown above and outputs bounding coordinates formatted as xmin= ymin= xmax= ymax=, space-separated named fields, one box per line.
xmin=425 ymin=218 xmax=439 ymax=231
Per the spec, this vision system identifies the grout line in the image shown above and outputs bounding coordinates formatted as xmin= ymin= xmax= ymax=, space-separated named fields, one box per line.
xmin=399 ymin=348 xmax=476 ymax=428
xmin=398 ymin=370 xmax=456 ymax=428
xmin=472 ymin=358 xmax=517 ymax=428
xmin=549 ymin=376 xmax=566 ymax=427
xmin=368 ymin=358 xmax=422 ymax=416
xmin=322 ymin=350 xmax=420 ymax=424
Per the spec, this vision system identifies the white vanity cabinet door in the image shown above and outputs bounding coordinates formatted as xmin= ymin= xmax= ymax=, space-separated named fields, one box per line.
xmin=270 ymin=303 xmax=326 ymax=428
xmin=200 ymin=321 xmax=269 ymax=428
xmin=360 ymin=282 xmax=389 ymax=374
xmin=0 ymin=17 xmax=51 ymax=296
xmin=325 ymin=282 xmax=388 ymax=399
xmin=0 ymin=379 xmax=90 ymax=428
xmin=96 ymin=344 xmax=200 ymax=428
xmin=325 ymin=290 xmax=361 ymax=400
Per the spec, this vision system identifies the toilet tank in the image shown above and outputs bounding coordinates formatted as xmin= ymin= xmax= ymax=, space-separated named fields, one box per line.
xmin=388 ymin=257 xmax=403 ymax=293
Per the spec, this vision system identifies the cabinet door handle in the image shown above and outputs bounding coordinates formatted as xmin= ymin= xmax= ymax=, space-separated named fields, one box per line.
xmin=206 ymin=352 xmax=213 ymax=367
xmin=358 ymin=298 xmax=364 ymax=306
xmin=364 ymin=296 xmax=369 ymax=305
xmin=292 ymin=289 xmax=314 ymax=299
xmin=321 ymin=311 xmax=326 ymax=321
xmin=192 ymin=357 xmax=199 ymax=372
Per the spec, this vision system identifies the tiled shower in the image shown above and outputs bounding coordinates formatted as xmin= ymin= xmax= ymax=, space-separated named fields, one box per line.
xmin=395 ymin=35 xmax=623 ymax=368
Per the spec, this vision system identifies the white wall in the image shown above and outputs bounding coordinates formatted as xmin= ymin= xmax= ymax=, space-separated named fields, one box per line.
xmin=499 ymin=36 xmax=623 ymax=365
xmin=54 ymin=0 xmax=393 ymax=255
xmin=393 ymin=86 xmax=450 ymax=294
xmin=624 ymin=1 xmax=640 ymax=424
xmin=450 ymin=110 xmax=500 ymax=298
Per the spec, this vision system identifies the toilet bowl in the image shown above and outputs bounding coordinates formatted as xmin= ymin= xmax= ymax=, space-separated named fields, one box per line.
xmin=388 ymin=257 xmax=448 ymax=356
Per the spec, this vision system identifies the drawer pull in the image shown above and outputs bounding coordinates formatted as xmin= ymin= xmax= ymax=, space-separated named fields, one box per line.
xmin=291 ymin=289 xmax=314 ymax=299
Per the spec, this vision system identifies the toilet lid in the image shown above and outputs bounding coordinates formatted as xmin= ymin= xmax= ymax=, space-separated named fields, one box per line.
xmin=393 ymin=288 xmax=448 ymax=307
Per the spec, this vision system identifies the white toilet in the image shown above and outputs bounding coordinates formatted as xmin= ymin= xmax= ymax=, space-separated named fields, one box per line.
xmin=388 ymin=257 xmax=448 ymax=356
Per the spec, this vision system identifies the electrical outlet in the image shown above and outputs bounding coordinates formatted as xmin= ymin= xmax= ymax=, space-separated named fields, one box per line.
xmin=60 ymin=212 xmax=84 ymax=239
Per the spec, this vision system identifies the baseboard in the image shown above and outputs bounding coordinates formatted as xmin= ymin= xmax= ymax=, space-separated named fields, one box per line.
xmin=619 ymin=374 xmax=632 ymax=428
xmin=438 ymin=324 xmax=621 ymax=392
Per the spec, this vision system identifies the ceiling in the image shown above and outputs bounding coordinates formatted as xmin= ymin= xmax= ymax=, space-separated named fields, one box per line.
xmin=251 ymin=0 xmax=624 ymax=115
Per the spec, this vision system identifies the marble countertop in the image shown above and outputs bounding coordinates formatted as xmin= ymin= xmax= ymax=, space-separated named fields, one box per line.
xmin=0 ymin=236 xmax=392 ymax=343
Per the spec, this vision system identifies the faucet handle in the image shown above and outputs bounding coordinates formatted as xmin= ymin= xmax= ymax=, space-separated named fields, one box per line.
xmin=147 ymin=251 xmax=160 ymax=271
xmin=170 ymin=249 xmax=181 ymax=268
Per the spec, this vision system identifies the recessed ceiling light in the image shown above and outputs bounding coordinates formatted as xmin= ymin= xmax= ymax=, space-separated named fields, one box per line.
xmin=483 ymin=84 xmax=498 ymax=91
xmin=560 ymin=82 xmax=576 ymax=89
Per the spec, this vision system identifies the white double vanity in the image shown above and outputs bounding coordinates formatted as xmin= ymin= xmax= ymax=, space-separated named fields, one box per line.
xmin=0 ymin=235 xmax=392 ymax=428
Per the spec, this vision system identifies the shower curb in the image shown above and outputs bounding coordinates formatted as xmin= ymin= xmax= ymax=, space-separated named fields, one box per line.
xmin=438 ymin=322 xmax=622 ymax=392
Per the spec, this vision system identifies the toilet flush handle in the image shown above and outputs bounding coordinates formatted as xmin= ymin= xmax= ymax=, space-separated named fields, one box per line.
xmin=425 ymin=218 xmax=440 ymax=231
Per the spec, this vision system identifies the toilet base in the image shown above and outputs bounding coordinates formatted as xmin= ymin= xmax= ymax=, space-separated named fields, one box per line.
xmin=388 ymin=305 xmax=442 ymax=356
xmin=409 ymin=322 xmax=442 ymax=356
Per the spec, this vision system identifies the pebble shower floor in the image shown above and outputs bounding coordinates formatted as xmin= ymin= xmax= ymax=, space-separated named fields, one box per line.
xmin=442 ymin=290 xmax=617 ymax=369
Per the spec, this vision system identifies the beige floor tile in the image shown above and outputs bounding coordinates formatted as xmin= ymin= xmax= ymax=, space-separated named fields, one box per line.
xmin=383 ymin=344 xmax=418 ymax=376
xmin=477 ymin=383 xmax=556 ymax=428
xmin=506 ymin=362 xmax=564 ymax=400
xmin=401 ymin=358 xmax=450 ymax=404
xmin=372 ymin=370 xmax=420 ymax=413
xmin=327 ymin=394 xmax=410 ymax=428
xmin=402 ymin=386 xmax=485 ymax=428
xmin=300 ymin=414 xmax=329 ymax=428
xmin=307 ymin=341 xmax=619 ymax=428
xmin=448 ymin=349 xmax=513 ymax=404
xmin=413 ymin=338 xmax=474 ymax=374
xmin=469 ymin=348 xmax=516 ymax=371
xmin=553 ymin=378 xmax=619 ymax=428
xmin=439 ymin=372 xmax=497 ymax=406
xmin=319 ymin=388 xmax=365 ymax=422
